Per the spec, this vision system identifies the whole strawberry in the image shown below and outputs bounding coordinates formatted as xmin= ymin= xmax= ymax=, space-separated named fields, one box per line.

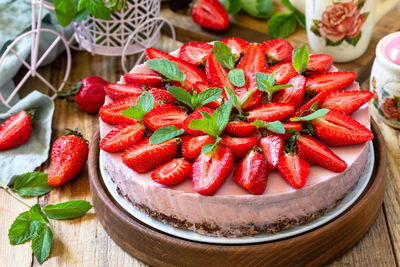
xmin=0 ymin=108 xmax=36 ymax=151
xmin=59 ymin=76 xmax=108 ymax=114
xmin=47 ymin=129 xmax=89 ymax=187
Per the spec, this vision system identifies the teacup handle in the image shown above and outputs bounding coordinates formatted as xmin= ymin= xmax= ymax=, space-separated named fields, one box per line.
xmin=375 ymin=0 xmax=398 ymax=22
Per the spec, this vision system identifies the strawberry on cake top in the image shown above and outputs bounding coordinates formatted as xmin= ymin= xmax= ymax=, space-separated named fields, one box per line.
xmin=98 ymin=38 xmax=373 ymax=237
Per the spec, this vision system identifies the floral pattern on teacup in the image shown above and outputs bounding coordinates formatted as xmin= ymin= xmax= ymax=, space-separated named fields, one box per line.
xmin=310 ymin=0 xmax=369 ymax=47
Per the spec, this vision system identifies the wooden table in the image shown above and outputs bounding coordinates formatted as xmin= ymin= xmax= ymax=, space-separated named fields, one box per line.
xmin=1 ymin=8 xmax=400 ymax=267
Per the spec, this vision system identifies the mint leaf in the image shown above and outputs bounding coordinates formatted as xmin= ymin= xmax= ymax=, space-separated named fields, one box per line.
xmin=224 ymin=86 xmax=242 ymax=113
xmin=197 ymin=87 xmax=222 ymax=106
xmin=217 ymin=96 xmax=234 ymax=132
xmin=267 ymin=13 xmax=297 ymax=39
xmin=213 ymin=41 xmax=235 ymax=70
xmin=228 ymin=68 xmax=245 ymax=87
xmin=8 ymin=211 xmax=41 ymax=245
xmin=149 ymin=126 xmax=184 ymax=145
xmin=251 ymin=120 xmax=285 ymax=134
xmin=189 ymin=118 xmax=219 ymax=137
xmin=120 ymin=91 xmax=154 ymax=121
xmin=227 ymin=0 xmax=242 ymax=14
xmin=13 ymin=172 xmax=53 ymax=197
xmin=201 ymin=136 xmax=222 ymax=154
xmin=219 ymin=0 xmax=230 ymax=10
xmin=255 ymin=72 xmax=292 ymax=101
xmin=200 ymin=111 xmax=213 ymax=120
xmin=29 ymin=204 xmax=49 ymax=223
xmin=86 ymin=0 xmax=111 ymax=20
xmin=168 ymin=86 xmax=193 ymax=108
xmin=32 ymin=224 xmax=53 ymax=264
xmin=43 ymin=200 xmax=92 ymax=220
xmin=240 ymin=88 xmax=257 ymax=106
xmin=292 ymin=45 xmax=309 ymax=74
xmin=280 ymin=0 xmax=306 ymax=28
xmin=291 ymin=109 xmax=330 ymax=122
xmin=147 ymin=59 xmax=186 ymax=84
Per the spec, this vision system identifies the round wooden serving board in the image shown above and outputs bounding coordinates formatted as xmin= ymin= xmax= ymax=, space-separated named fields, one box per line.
xmin=88 ymin=120 xmax=387 ymax=267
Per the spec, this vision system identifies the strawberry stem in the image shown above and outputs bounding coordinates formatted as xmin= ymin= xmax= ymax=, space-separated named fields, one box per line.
xmin=25 ymin=106 xmax=38 ymax=120
xmin=57 ymin=81 xmax=82 ymax=99
xmin=64 ymin=128 xmax=89 ymax=144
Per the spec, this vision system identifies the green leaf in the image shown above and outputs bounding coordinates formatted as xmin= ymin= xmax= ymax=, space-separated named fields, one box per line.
xmin=53 ymin=0 xmax=77 ymax=27
xmin=251 ymin=120 xmax=285 ymax=134
xmin=345 ymin=32 xmax=362 ymax=47
xmin=86 ymin=0 xmax=111 ymax=20
xmin=74 ymin=9 xmax=90 ymax=22
xmin=256 ymin=72 xmax=275 ymax=92
xmin=201 ymin=136 xmax=222 ymax=154
xmin=217 ymin=96 xmax=234 ymax=133
xmin=149 ymin=126 xmax=185 ymax=145
xmin=213 ymin=41 xmax=235 ymax=70
xmin=197 ymin=87 xmax=222 ymax=107
xmin=291 ymin=109 xmax=330 ymax=122
xmin=200 ymin=111 xmax=213 ymax=120
xmin=326 ymin=38 xmax=344 ymax=47
xmin=29 ymin=204 xmax=49 ymax=223
xmin=310 ymin=24 xmax=321 ymax=37
xmin=13 ymin=172 xmax=53 ymax=197
xmin=137 ymin=91 xmax=154 ymax=113
xmin=219 ymin=0 xmax=230 ymax=10
xmin=120 ymin=105 xmax=146 ymax=121
xmin=228 ymin=68 xmax=246 ymax=87
xmin=227 ymin=0 xmax=242 ymax=14
xmin=240 ymin=88 xmax=257 ymax=106
xmin=280 ymin=0 xmax=305 ymax=28
xmin=168 ymin=86 xmax=193 ymax=108
xmin=120 ymin=92 xmax=154 ymax=121
xmin=8 ymin=211 xmax=41 ymax=245
xmin=78 ymin=0 xmax=87 ymax=11
xmin=362 ymin=12 xmax=370 ymax=21
xmin=147 ymin=59 xmax=186 ymax=83
xmin=397 ymin=101 xmax=400 ymax=112
xmin=241 ymin=0 xmax=273 ymax=18
xmin=292 ymin=45 xmax=309 ymax=74
xmin=224 ymin=86 xmax=242 ymax=113
xmin=357 ymin=0 xmax=366 ymax=10
xmin=267 ymin=13 xmax=297 ymax=39
xmin=32 ymin=224 xmax=53 ymax=264
xmin=43 ymin=200 xmax=93 ymax=220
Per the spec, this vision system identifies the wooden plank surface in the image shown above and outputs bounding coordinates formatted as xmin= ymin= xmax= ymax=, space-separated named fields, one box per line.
xmin=1 ymin=4 xmax=400 ymax=266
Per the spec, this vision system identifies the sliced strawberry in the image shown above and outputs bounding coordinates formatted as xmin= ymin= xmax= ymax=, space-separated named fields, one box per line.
xmin=123 ymin=73 xmax=164 ymax=87
xmin=265 ymin=61 xmax=298 ymax=84
xmin=181 ymin=135 xmax=216 ymax=161
xmin=222 ymin=37 xmax=249 ymax=59
xmin=296 ymin=134 xmax=347 ymax=173
xmin=289 ymin=91 xmax=328 ymax=119
xmin=247 ymin=103 xmax=295 ymax=122
xmin=183 ymin=106 xmax=215 ymax=135
xmin=272 ymin=75 xmax=306 ymax=109
xmin=220 ymin=136 xmax=258 ymax=159
xmin=307 ymin=54 xmax=333 ymax=73
xmin=104 ymin=83 xmax=144 ymax=100
xmin=143 ymin=104 xmax=187 ymax=132
xmin=262 ymin=39 xmax=293 ymax=63
xmin=224 ymin=121 xmax=256 ymax=137
xmin=280 ymin=123 xmax=303 ymax=141
xmin=0 ymin=110 xmax=33 ymax=151
xmin=149 ymin=87 xmax=176 ymax=104
xmin=258 ymin=135 xmax=283 ymax=170
xmin=99 ymin=95 xmax=140 ymax=125
xmin=122 ymin=138 xmax=178 ymax=173
xmin=194 ymin=82 xmax=226 ymax=109
xmin=151 ymin=158 xmax=191 ymax=186
xmin=277 ymin=153 xmax=310 ymax=189
xmin=191 ymin=0 xmax=230 ymax=31
xmin=205 ymin=53 xmax=233 ymax=88
xmin=100 ymin=123 xmax=146 ymax=152
xmin=235 ymin=87 xmax=262 ymax=111
xmin=233 ymin=150 xmax=268 ymax=195
xmin=179 ymin=42 xmax=213 ymax=66
xmin=321 ymin=90 xmax=373 ymax=114
xmin=306 ymin=71 xmax=357 ymax=94
xmin=237 ymin=43 xmax=267 ymax=74
xmin=191 ymin=145 xmax=234 ymax=196
xmin=312 ymin=109 xmax=374 ymax=146
xmin=146 ymin=48 xmax=206 ymax=91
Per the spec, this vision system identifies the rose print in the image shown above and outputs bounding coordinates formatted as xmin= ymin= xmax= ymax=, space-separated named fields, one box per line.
xmin=381 ymin=97 xmax=400 ymax=120
xmin=310 ymin=1 xmax=369 ymax=47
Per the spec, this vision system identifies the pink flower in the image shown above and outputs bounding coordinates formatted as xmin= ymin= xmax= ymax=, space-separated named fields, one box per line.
xmin=318 ymin=1 xmax=365 ymax=43
xmin=381 ymin=97 xmax=400 ymax=120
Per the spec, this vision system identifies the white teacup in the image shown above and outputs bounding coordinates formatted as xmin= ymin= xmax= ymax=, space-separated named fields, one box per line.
xmin=290 ymin=0 xmax=398 ymax=62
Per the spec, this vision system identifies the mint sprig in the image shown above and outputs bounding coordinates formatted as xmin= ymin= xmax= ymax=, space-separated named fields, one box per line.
xmin=120 ymin=91 xmax=154 ymax=121
xmin=13 ymin=172 xmax=53 ymax=197
xmin=167 ymin=86 xmax=221 ymax=110
xmin=149 ymin=126 xmax=185 ymax=145
xmin=213 ymin=41 xmax=235 ymax=70
xmin=251 ymin=120 xmax=285 ymax=134
xmin=255 ymin=72 xmax=293 ymax=102
xmin=189 ymin=97 xmax=234 ymax=153
xmin=292 ymin=45 xmax=309 ymax=74
xmin=290 ymin=108 xmax=330 ymax=122
xmin=228 ymin=68 xmax=246 ymax=87
xmin=224 ymin=86 xmax=256 ymax=114
xmin=147 ymin=59 xmax=186 ymax=84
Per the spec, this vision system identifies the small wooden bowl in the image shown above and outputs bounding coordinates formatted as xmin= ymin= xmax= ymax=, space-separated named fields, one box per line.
xmin=88 ymin=120 xmax=386 ymax=267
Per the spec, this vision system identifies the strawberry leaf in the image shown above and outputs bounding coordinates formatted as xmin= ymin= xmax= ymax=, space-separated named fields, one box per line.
xmin=291 ymin=108 xmax=330 ymax=122
xmin=228 ymin=68 xmax=245 ymax=87
xmin=149 ymin=126 xmax=185 ymax=145
xmin=251 ymin=120 xmax=285 ymax=134
xmin=213 ymin=41 xmax=235 ymax=70
xmin=201 ymin=136 xmax=222 ymax=154
xmin=147 ymin=59 xmax=186 ymax=84
xmin=13 ymin=172 xmax=53 ymax=197
xmin=292 ymin=45 xmax=309 ymax=74
xmin=120 ymin=91 xmax=154 ymax=121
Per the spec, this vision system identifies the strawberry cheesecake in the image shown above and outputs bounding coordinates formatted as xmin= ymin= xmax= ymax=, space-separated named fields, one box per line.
xmin=98 ymin=38 xmax=373 ymax=237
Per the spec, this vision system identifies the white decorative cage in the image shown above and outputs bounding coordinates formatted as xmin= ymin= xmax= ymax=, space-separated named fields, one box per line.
xmin=74 ymin=0 xmax=162 ymax=56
